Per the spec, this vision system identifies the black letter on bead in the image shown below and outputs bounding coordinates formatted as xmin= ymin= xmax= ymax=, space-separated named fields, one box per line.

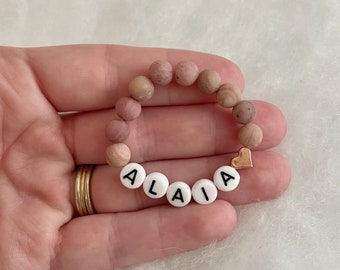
xmin=123 ymin=169 xmax=138 ymax=185
xmin=220 ymin=171 xmax=235 ymax=186
xmin=172 ymin=188 xmax=184 ymax=203
xmin=148 ymin=180 xmax=158 ymax=196
xmin=201 ymin=187 xmax=209 ymax=201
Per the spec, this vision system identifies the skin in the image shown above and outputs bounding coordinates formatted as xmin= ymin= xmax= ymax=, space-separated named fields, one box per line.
xmin=0 ymin=45 xmax=291 ymax=270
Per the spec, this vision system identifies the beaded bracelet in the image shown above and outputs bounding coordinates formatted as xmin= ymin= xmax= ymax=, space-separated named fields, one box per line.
xmin=105 ymin=60 xmax=263 ymax=207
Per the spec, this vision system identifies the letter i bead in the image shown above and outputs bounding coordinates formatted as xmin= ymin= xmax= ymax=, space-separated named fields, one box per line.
xmin=192 ymin=179 xmax=218 ymax=205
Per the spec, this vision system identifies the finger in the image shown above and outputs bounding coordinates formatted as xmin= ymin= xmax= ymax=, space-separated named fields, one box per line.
xmin=26 ymin=45 xmax=244 ymax=111
xmin=63 ymin=101 xmax=286 ymax=165
xmin=89 ymin=151 xmax=290 ymax=213
xmin=56 ymin=201 xmax=236 ymax=269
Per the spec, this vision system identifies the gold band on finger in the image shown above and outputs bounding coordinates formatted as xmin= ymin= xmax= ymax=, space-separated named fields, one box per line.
xmin=75 ymin=165 xmax=96 ymax=216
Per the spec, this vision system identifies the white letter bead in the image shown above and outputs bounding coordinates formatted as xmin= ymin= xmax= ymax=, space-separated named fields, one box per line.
xmin=213 ymin=165 xmax=240 ymax=192
xmin=143 ymin=172 xmax=169 ymax=199
xmin=192 ymin=179 xmax=218 ymax=205
xmin=120 ymin=163 xmax=146 ymax=189
xmin=166 ymin=181 xmax=192 ymax=207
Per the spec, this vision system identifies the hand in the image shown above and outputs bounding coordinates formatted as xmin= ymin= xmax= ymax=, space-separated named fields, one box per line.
xmin=0 ymin=45 xmax=290 ymax=269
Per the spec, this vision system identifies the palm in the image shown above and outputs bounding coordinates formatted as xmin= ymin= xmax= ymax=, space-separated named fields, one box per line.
xmin=0 ymin=46 xmax=290 ymax=269
xmin=0 ymin=49 xmax=74 ymax=267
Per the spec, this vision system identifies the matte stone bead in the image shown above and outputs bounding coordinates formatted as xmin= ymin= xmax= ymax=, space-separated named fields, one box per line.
xmin=197 ymin=69 xmax=221 ymax=94
xmin=216 ymin=83 xmax=241 ymax=108
xmin=143 ymin=172 xmax=169 ymax=199
xmin=106 ymin=143 xmax=131 ymax=167
xmin=166 ymin=181 xmax=192 ymax=207
xmin=232 ymin=100 xmax=256 ymax=124
xmin=213 ymin=165 xmax=240 ymax=192
xmin=232 ymin=101 xmax=256 ymax=124
xmin=148 ymin=60 xmax=173 ymax=86
xmin=192 ymin=179 xmax=218 ymax=205
xmin=238 ymin=123 xmax=263 ymax=148
xmin=120 ymin=163 xmax=146 ymax=189
xmin=128 ymin=75 xmax=155 ymax=101
xmin=115 ymin=96 xmax=142 ymax=121
xmin=174 ymin=61 xmax=199 ymax=86
xmin=106 ymin=119 xmax=130 ymax=142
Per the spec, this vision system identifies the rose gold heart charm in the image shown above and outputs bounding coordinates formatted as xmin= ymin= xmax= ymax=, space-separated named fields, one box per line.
xmin=231 ymin=147 xmax=253 ymax=169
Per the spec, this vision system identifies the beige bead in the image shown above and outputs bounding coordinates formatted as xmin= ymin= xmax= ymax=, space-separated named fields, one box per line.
xmin=216 ymin=83 xmax=241 ymax=108
xmin=174 ymin=61 xmax=199 ymax=86
xmin=106 ymin=143 xmax=131 ymax=167
xmin=197 ymin=69 xmax=221 ymax=94
xmin=238 ymin=123 xmax=263 ymax=148
xmin=128 ymin=76 xmax=155 ymax=101
xmin=148 ymin=60 xmax=173 ymax=85
xmin=232 ymin=101 xmax=256 ymax=124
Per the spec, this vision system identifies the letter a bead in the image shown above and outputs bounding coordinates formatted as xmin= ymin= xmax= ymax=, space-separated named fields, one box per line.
xmin=120 ymin=163 xmax=146 ymax=189
xmin=192 ymin=179 xmax=218 ymax=205
xmin=166 ymin=181 xmax=192 ymax=207
xmin=213 ymin=165 xmax=240 ymax=192
xmin=143 ymin=172 xmax=169 ymax=199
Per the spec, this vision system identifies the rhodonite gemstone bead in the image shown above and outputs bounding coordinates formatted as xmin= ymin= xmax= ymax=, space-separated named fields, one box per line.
xmin=174 ymin=61 xmax=199 ymax=86
xmin=115 ymin=96 xmax=142 ymax=121
xmin=148 ymin=60 xmax=173 ymax=86
xmin=106 ymin=119 xmax=130 ymax=142
xmin=232 ymin=100 xmax=256 ymax=124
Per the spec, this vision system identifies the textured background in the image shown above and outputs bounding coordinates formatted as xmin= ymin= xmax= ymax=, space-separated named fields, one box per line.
xmin=1 ymin=0 xmax=339 ymax=269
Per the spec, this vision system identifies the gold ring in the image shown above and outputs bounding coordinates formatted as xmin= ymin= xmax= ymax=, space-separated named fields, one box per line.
xmin=75 ymin=165 xmax=96 ymax=216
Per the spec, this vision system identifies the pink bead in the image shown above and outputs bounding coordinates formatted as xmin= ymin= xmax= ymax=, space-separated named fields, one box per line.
xmin=115 ymin=96 xmax=142 ymax=121
xmin=174 ymin=61 xmax=199 ymax=86
xmin=232 ymin=101 xmax=256 ymax=124
xmin=148 ymin=60 xmax=173 ymax=85
xmin=106 ymin=119 xmax=130 ymax=142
